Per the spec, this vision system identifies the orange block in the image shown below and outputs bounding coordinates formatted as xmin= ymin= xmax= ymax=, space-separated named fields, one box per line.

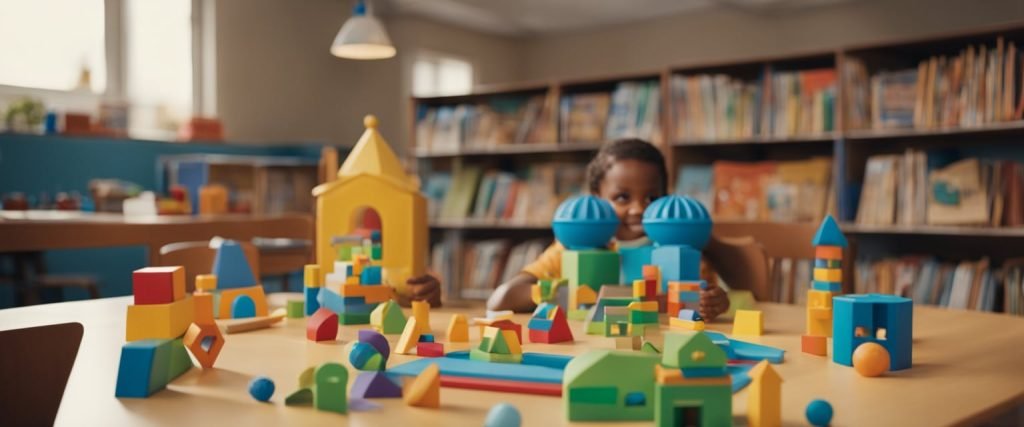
xmin=815 ymin=246 xmax=843 ymax=260
xmin=193 ymin=293 xmax=215 ymax=325
xmin=801 ymin=334 xmax=828 ymax=356
xmin=403 ymin=363 xmax=440 ymax=408
xmin=184 ymin=322 xmax=224 ymax=368
xmin=338 ymin=284 xmax=395 ymax=303
xmin=216 ymin=286 xmax=268 ymax=318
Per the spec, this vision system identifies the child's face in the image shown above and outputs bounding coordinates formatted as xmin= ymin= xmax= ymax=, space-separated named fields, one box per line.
xmin=597 ymin=158 xmax=664 ymax=241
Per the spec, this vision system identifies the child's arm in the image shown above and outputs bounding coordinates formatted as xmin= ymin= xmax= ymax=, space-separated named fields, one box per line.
xmin=398 ymin=273 xmax=442 ymax=308
xmin=699 ymin=284 xmax=729 ymax=321
xmin=486 ymin=272 xmax=538 ymax=313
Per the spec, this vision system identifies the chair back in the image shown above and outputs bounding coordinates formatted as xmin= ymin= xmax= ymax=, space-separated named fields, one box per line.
xmin=711 ymin=222 xmax=820 ymax=302
xmin=0 ymin=322 xmax=84 ymax=426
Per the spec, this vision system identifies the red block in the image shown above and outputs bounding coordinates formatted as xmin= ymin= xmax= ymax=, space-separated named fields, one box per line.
xmin=528 ymin=306 xmax=573 ymax=344
xmin=657 ymin=294 xmax=668 ymax=314
xmin=489 ymin=319 xmax=522 ymax=343
xmin=643 ymin=279 xmax=658 ymax=301
xmin=801 ymin=334 xmax=828 ymax=356
xmin=440 ymin=375 xmax=562 ymax=396
xmin=417 ymin=342 xmax=445 ymax=357
xmin=306 ymin=308 xmax=338 ymax=342
xmin=132 ymin=266 xmax=185 ymax=305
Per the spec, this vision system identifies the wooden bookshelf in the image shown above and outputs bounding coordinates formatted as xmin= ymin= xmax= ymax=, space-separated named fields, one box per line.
xmin=412 ymin=21 xmax=1024 ymax=304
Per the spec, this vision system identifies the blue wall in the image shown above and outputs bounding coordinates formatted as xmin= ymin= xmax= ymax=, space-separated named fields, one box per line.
xmin=0 ymin=133 xmax=328 ymax=307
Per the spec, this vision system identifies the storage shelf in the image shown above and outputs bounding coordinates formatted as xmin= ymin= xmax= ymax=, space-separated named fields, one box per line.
xmin=414 ymin=142 xmax=604 ymax=158
xmin=672 ymin=133 xmax=837 ymax=147
xmin=844 ymin=120 xmax=1024 ymax=141
xmin=842 ymin=223 xmax=1024 ymax=238
xmin=429 ymin=218 xmax=552 ymax=230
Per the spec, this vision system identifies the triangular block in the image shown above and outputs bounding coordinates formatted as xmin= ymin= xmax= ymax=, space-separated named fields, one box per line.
xmin=211 ymin=240 xmax=257 ymax=289
xmin=403 ymin=363 xmax=440 ymax=408
xmin=812 ymin=215 xmax=848 ymax=248
xmin=351 ymin=371 xmax=402 ymax=399
xmin=395 ymin=317 xmax=421 ymax=355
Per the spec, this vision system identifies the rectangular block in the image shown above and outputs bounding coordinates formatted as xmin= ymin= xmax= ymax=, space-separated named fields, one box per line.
xmin=814 ymin=259 xmax=841 ymax=269
xmin=304 ymin=286 xmax=321 ymax=316
xmin=651 ymin=245 xmax=701 ymax=291
xmin=287 ymin=299 xmax=305 ymax=318
xmin=833 ymin=294 xmax=913 ymax=371
xmin=417 ymin=342 xmax=444 ymax=357
xmin=115 ymin=339 xmax=172 ymax=398
xmin=339 ymin=312 xmax=371 ymax=325
xmin=815 ymin=245 xmax=843 ymax=260
xmin=807 ymin=290 xmax=834 ymax=309
xmin=801 ymin=334 xmax=827 ymax=356
xmin=304 ymin=264 xmax=322 ymax=288
xmin=563 ymin=250 xmax=620 ymax=309
xmin=193 ymin=293 xmax=215 ymax=325
xmin=360 ymin=266 xmax=382 ymax=285
xmin=619 ymin=245 xmax=654 ymax=284
xmin=339 ymin=284 xmax=394 ymax=303
xmin=167 ymin=338 xmax=193 ymax=380
xmin=812 ymin=280 xmax=842 ymax=292
xmin=732 ymin=310 xmax=763 ymax=336
xmin=125 ymin=296 xmax=195 ymax=342
xmin=813 ymin=268 xmax=842 ymax=283
xmin=132 ymin=266 xmax=185 ymax=305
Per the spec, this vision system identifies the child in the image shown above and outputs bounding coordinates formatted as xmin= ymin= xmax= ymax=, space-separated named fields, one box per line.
xmin=404 ymin=274 xmax=441 ymax=307
xmin=486 ymin=138 xmax=729 ymax=320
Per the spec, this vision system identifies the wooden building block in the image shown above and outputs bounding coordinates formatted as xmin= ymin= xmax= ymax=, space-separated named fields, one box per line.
xmin=183 ymin=322 xmax=224 ymax=368
xmin=412 ymin=300 xmax=431 ymax=334
xmin=115 ymin=339 xmax=173 ymax=398
xmin=132 ymin=266 xmax=185 ymax=305
xmin=417 ymin=342 xmax=445 ymax=357
xmin=304 ymin=264 xmax=322 ymax=288
xmin=801 ymin=335 xmax=828 ymax=356
xmin=403 ymin=363 xmax=440 ymax=408
xmin=314 ymin=363 xmax=348 ymax=414
xmin=216 ymin=286 xmax=268 ymax=319
xmin=813 ymin=268 xmax=842 ymax=283
xmin=747 ymin=360 xmax=782 ymax=427
xmin=814 ymin=246 xmax=843 ymax=260
xmin=446 ymin=314 xmax=469 ymax=342
xmin=395 ymin=317 xmax=421 ymax=355
xmin=306 ymin=308 xmax=338 ymax=342
xmin=125 ymin=296 xmax=194 ymax=342
xmin=733 ymin=310 xmax=764 ymax=336
xmin=195 ymin=274 xmax=217 ymax=292
xmin=193 ymin=293 xmax=215 ymax=325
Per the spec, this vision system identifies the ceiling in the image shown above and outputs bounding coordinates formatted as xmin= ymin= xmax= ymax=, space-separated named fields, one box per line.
xmin=377 ymin=0 xmax=855 ymax=37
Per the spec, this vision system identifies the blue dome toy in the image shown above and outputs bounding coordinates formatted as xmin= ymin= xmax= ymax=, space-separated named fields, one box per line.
xmin=552 ymin=195 xmax=619 ymax=250
xmin=642 ymin=195 xmax=712 ymax=248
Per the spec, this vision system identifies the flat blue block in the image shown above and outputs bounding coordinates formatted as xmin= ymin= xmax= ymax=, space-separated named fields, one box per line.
xmin=360 ymin=266 xmax=382 ymax=285
xmin=390 ymin=352 xmax=569 ymax=384
xmin=833 ymin=294 xmax=913 ymax=371
xmin=304 ymin=286 xmax=321 ymax=316
xmin=812 ymin=215 xmax=848 ymax=248
xmin=812 ymin=280 xmax=842 ymax=292
xmin=341 ymin=296 xmax=368 ymax=306
xmin=651 ymin=245 xmax=702 ymax=291
xmin=231 ymin=295 xmax=256 ymax=318
xmin=338 ymin=303 xmax=376 ymax=315
xmin=317 ymin=287 xmax=345 ymax=314
xmin=419 ymin=334 xmax=435 ymax=343
xmin=681 ymin=367 xmax=728 ymax=378
xmin=704 ymin=331 xmax=786 ymax=364
xmin=212 ymin=240 xmax=258 ymax=289
xmin=528 ymin=317 xmax=553 ymax=331
xmin=619 ymin=245 xmax=654 ymax=284
xmin=814 ymin=259 xmax=841 ymax=268
xmin=115 ymin=339 xmax=172 ymax=398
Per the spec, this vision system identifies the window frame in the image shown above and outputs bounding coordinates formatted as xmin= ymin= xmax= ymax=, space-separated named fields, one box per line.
xmin=411 ymin=49 xmax=476 ymax=98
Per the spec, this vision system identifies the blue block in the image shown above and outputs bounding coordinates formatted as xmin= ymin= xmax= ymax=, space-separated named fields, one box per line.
xmin=528 ymin=318 xmax=553 ymax=331
xmin=681 ymin=367 xmax=728 ymax=378
xmin=360 ymin=266 xmax=382 ymax=285
xmin=624 ymin=391 xmax=646 ymax=406
xmin=677 ymin=291 xmax=700 ymax=302
xmin=115 ymin=339 xmax=172 ymax=398
xmin=304 ymin=287 xmax=321 ymax=316
xmin=814 ymin=259 xmax=841 ymax=268
xmin=704 ymin=331 xmax=786 ymax=364
xmin=651 ymin=244 xmax=701 ymax=291
xmin=419 ymin=334 xmax=435 ymax=343
xmin=317 ymin=287 xmax=346 ymax=313
xmin=370 ymin=230 xmax=381 ymax=243
xmin=811 ymin=280 xmax=842 ymax=292
xmin=619 ymin=245 xmax=654 ymax=284
xmin=677 ymin=309 xmax=702 ymax=321
xmin=231 ymin=295 xmax=256 ymax=318
xmin=812 ymin=215 xmax=848 ymax=248
xmin=832 ymin=294 xmax=913 ymax=371
xmin=212 ymin=240 xmax=257 ymax=289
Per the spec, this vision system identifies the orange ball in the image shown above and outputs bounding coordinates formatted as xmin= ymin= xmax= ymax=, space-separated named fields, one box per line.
xmin=852 ymin=342 xmax=890 ymax=377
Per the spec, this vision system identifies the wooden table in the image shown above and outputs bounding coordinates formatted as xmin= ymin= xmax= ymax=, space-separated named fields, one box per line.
xmin=1 ymin=295 xmax=1022 ymax=426
xmin=0 ymin=211 xmax=313 ymax=266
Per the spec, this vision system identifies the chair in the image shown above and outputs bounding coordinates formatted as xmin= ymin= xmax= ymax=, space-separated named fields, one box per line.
xmin=0 ymin=252 xmax=100 ymax=306
xmin=709 ymin=222 xmax=819 ymax=302
xmin=0 ymin=322 xmax=84 ymax=426
xmin=156 ymin=241 xmax=261 ymax=292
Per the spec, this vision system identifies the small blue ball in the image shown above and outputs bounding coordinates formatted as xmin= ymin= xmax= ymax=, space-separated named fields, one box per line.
xmin=485 ymin=403 xmax=521 ymax=427
xmin=249 ymin=376 xmax=275 ymax=402
xmin=806 ymin=399 xmax=833 ymax=426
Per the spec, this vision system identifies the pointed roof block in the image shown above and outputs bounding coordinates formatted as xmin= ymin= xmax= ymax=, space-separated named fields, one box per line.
xmin=748 ymin=359 xmax=782 ymax=386
xmin=212 ymin=240 xmax=257 ymax=289
xmin=812 ymin=215 xmax=848 ymax=248
xmin=314 ymin=115 xmax=416 ymax=197
xmin=662 ymin=331 xmax=727 ymax=369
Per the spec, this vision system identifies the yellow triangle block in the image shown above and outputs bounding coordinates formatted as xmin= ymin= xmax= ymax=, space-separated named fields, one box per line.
xmin=446 ymin=314 xmax=469 ymax=342
xmin=403 ymin=363 xmax=440 ymax=408
xmin=395 ymin=317 xmax=421 ymax=355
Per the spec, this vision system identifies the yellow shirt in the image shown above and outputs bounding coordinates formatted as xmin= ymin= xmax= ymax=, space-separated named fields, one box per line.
xmin=522 ymin=240 xmax=717 ymax=283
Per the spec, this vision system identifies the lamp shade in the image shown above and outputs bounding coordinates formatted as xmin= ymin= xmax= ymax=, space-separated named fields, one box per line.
xmin=330 ymin=1 xmax=395 ymax=60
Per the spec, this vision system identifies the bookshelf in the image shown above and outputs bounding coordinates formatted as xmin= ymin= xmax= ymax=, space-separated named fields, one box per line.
xmin=411 ymin=22 xmax=1024 ymax=313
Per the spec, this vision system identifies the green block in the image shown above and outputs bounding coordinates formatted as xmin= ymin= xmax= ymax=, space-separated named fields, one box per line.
xmin=563 ymin=250 xmax=620 ymax=305
xmin=350 ymin=246 xmax=364 ymax=258
xmin=287 ymin=300 xmax=305 ymax=318
xmin=167 ymin=338 xmax=193 ymax=380
xmin=148 ymin=339 xmax=173 ymax=394
xmin=337 ymin=245 xmax=353 ymax=262
xmin=339 ymin=313 xmax=371 ymax=325
xmin=313 ymin=363 xmax=348 ymax=414
xmin=364 ymin=353 xmax=383 ymax=371
xmin=569 ymin=309 xmax=590 ymax=321
xmin=370 ymin=244 xmax=382 ymax=261
xmin=654 ymin=383 xmax=732 ymax=427
xmin=661 ymin=332 xmax=727 ymax=369
xmin=641 ymin=341 xmax=661 ymax=355
xmin=487 ymin=334 xmax=511 ymax=354
xmin=469 ymin=348 xmax=522 ymax=364
xmin=630 ymin=310 xmax=660 ymax=324
xmin=285 ymin=388 xmax=313 ymax=406
xmin=586 ymin=321 xmax=605 ymax=335
xmin=603 ymin=319 xmax=629 ymax=337
xmin=568 ymin=386 xmax=617 ymax=404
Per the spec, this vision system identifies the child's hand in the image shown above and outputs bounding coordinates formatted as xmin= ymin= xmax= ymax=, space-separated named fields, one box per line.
xmin=406 ymin=274 xmax=442 ymax=307
xmin=698 ymin=285 xmax=729 ymax=321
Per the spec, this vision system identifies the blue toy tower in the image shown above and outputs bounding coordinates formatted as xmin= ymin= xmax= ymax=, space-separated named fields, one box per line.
xmin=832 ymin=294 xmax=913 ymax=371
xmin=642 ymin=195 xmax=712 ymax=293
xmin=552 ymin=195 xmax=621 ymax=320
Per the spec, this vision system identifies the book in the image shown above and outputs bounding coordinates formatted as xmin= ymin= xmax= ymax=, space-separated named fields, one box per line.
xmin=856 ymin=255 xmax=1002 ymax=313
xmin=927 ymin=158 xmax=989 ymax=225
xmin=415 ymin=93 xmax=556 ymax=152
xmin=675 ymin=165 xmax=714 ymax=212
xmin=712 ymin=161 xmax=777 ymax=221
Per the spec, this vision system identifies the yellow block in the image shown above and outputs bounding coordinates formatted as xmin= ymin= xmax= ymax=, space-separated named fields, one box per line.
xmin=806 ymin=307 xmax=832 ymax=337
xmin=627 ymin=301 xmax=658 ymax=312
xmin=669 ymin=317 xmax=705 ymax=331
xmin=304 ymin=265 xmax=322 ymax=288
xmin=126 ymin=296 xmax=194 ymax=341
xmin=216 ymin=286 xmax=268 ymax=319
xmin=530 ymin=285 xmax=542 ymax=305
xmin=446 ymin=314 xmax=468 ymax=342
xmin=403 ymin=363 xmax=440 ymax=408
xmin=632 ymin=280 xmax=647 ymax=299
xmin=807 ymin=290 xmax=833 ymax=309
xmin=732 ymin=310 xmax=764 ymax=336
xmin=395 ymin=317 xmax=420 ymax=355
xmin=813 ymin=268 xmax=842 ymax=283
xmin=575 ymin=286 xmax=597 ymax=307
xmin=500 ymin=329 xmax=522 ymax=355
xmin=747 ymin=360 xmax=782 ymax=427
xmin=412 ymin=300 xmax=431 ymax=334
xmin=195 ymin=274 xmax=217 ymax=292
xmin=193 ymin=293 xmax=215 ymax=325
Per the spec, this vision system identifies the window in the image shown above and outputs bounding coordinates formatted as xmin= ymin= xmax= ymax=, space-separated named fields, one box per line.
xmin=0 ymin=0 xmax=107 ymax=92
xmin=0 ymin=0 xmax=214 ymax=139
xmin=412 ymin=53 xmax=473 ymax=97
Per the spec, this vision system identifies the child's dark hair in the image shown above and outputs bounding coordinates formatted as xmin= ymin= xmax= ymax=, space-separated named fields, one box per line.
xmin=586 ymin=138 xmax=668 ymax=194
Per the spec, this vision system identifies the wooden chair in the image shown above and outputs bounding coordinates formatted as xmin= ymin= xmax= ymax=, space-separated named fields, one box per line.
xmin=708 ymin=222 xmax=819 ymax=302
xmin=0 ymin=322 xmax=84 ymax=426
xmin=156 ymin=241 xmax=260 ymax=292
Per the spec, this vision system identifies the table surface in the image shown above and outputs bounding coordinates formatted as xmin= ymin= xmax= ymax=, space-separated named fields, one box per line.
xmin=1 ymin=294 xmax=1022 ymax=427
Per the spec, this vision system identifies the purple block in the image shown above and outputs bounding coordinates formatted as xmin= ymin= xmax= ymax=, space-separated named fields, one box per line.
xmin=358 ymin=329 xmax=390 ymax=361
xmin=350 ymin=371 xmax=402 ymax=399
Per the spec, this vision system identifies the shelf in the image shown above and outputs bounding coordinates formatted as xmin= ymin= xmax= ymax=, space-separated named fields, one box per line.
xmin=672 ymin=133 xmax=837 ymax=147
xmin=415 ymin=142 xmax=605 ymax=158
xmin=842 ymin=223 xmax=1024 ymax=238
xmin=429 ymin=218 xmax=551 ymax=230
xmin=844 ymin=120 xmax=1024 ymax=141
